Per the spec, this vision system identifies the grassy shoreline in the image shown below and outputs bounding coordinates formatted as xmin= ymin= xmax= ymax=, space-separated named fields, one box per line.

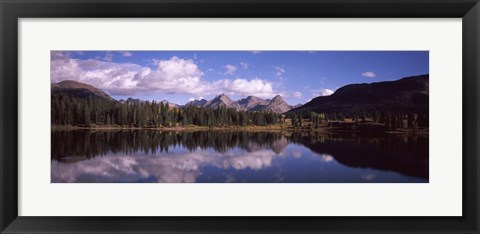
xmin=51 ymin=124 xmax=286 ymax=131
xmin=51 ymin=124 xmax=428 ymax=136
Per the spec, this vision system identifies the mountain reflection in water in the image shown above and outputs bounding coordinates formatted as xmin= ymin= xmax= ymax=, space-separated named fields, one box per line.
xmin=51 ymin=130 xmax=428 ymax=183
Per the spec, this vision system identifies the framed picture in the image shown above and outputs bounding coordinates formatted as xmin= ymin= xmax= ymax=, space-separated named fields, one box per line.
xmin=1 ymin=0 xmax=478 ymax=233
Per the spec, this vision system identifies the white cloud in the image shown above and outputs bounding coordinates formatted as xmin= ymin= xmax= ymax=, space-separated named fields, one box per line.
xmin=188 ymin=96 xmax=204 ymax=102
xmin=51 ymin=51 xmax=71 ymax=59
xmin=293 ymin=91 xmax=302 ymax=98
xmin=136 ymin=56 xmax=205 ymax=95
xmin=51 ymin=54 xmax=145 ymax=95
xmin=212 ymin=78 xmax=275 ymax=99
xmin=120 ymin=51 xmax=133 ymax=57
xmin=224 ymin=64 xmax=237 ymax=75
xmin=312 ymin=88 xmax=334 ymax=97
xmin=361 ymin=71 xmax=376 ymax=78
xmin=51 ymin=53 xmax=279 ymax=98
xmin=240 ymin=62 xmax=249 ymax=69
xmin=251 ymin=51 xmax=262 ymax=54
xmin=273 ymin=66 xmax=286 ymax=77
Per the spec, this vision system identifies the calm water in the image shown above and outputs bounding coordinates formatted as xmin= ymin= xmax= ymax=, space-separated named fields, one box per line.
xmin=51 ymin=130 xmax=428 ymax=183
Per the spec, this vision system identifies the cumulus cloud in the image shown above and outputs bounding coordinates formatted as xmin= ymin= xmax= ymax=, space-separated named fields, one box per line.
xmin=312 ymin=88 xmax=334 ymax=97
xmin=361 ymin=71 xmax=376 ymax=78
xmin=293 ymin=91 xmax=302 ymax=98
xmin=51 ymin=52 xmax=278 ymax=98
xmin=224 ymin=64 xmax=237 ymax=75
xmin=51 ymin=51 xmax=71 ymax=60
xmin=136 ymin=57 xmax=205 ymax=95
xmin=51 ymin=54 xmax=145 ymax=96
xmin=211 ymin=78 xmax=275 ymax=98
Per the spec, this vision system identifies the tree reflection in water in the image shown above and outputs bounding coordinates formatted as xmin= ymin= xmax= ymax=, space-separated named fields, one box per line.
xmin=51 ymin=130 xmax=428 ymax=183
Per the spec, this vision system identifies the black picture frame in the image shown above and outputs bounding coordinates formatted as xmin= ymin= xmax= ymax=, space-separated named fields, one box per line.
xmin=1 ymin=0 xmax=479 ymax=233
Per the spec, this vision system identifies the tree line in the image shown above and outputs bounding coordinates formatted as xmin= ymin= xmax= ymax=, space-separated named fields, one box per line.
xmin=288 ymin=108 xmax=428 ymax=130
xmin=51 ymin=93 xmax=284 ymax=127
xmin=51 ymin=130 xmax=285 ymax=160
xmin=52 ymin=93 xmax=428 ymax=130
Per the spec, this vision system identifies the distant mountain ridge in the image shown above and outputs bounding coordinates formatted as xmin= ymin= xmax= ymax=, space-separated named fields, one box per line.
xmin=193 ymin=94 xmax=295 ymax=113
xmin=204 ymin=94 xmax=241 ymax=110
xmin=52 ymin=74 xmax=429 ymax=116
xmin=236 ymin=96 xmax=270 ymax=111
xmin=51 ymin=80 xmax=301 ymax=113
xmin=185 ymin=99 xmax=208 ymax=107
xmin=51 ymin=80 xmax=114 ymax=101
xmin=288 ymin=74 xmax=429 ymax=114
xmin=119 ymin=97 xmax=141 ymax=104
xmin=260 ymin=95 xmax=292 ymax=113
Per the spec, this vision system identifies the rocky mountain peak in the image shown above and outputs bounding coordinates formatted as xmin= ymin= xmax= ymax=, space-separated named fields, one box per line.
xmin=216 ymin=93 xmax=232 ymax=102
xmin=263 ymin=95 xmax=291 ymax=113
xmin=185 ymin=98 xmax=208 ymax=107
xmin=205 ymin=94 xmax=239 ymax=110
xmin=270 ymin=95 xmax=284 ymax=102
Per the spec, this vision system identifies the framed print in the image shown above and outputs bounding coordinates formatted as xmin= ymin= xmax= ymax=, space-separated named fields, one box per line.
xmin=1 ymin=0 xmax=479 ymax=233
xmin=49 ymin=50 xmax=430 ymax=184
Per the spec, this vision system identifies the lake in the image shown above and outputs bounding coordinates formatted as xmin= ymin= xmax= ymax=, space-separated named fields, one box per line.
xmin=51 ymin=130 xmax=429 ymax=183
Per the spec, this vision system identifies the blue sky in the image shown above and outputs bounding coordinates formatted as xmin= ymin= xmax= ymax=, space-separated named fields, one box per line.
xmin=51 ymin=51 xmax=428 ymax=105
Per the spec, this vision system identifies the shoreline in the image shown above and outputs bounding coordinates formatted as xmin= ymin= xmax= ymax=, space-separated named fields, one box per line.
xmin=51 ymin=125 xmax=428 ymax=136
xmin=51 ymin=125 xmax=286 ymax=131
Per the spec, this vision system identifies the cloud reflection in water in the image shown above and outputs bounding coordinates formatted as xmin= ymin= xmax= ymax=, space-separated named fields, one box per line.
xmin=52 ymin=148 xmax=286 ymax=183
xmin=51 ymin=130 xmax=429 ymax=183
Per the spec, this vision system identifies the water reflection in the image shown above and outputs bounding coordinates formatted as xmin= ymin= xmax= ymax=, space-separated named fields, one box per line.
xmin=51 ymin=130 xmax=428 ymax=183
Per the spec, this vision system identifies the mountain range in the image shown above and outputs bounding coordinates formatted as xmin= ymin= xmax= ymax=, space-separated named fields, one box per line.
xmin=51 ymin=74 xmax=428 ymax=115
xmin=118 ymin=98 xmax=180 ymax=109
xmin=187 ymin=94 xmax=295 ymax=113
xmin=288 ymin=74 xmax=429 ymax=114
xmin=52 ymin=80 xmax=114 ymax=101
xmin=51 ymin=80 xmax=298 ymax=113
